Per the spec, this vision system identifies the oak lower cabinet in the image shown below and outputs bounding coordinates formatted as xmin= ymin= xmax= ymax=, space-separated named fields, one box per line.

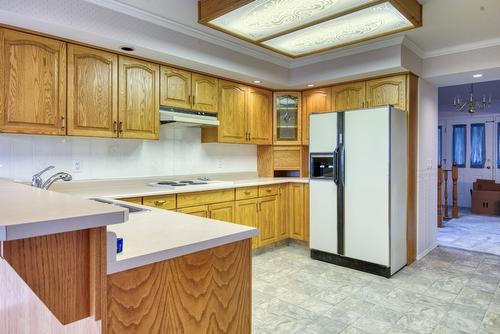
xmin=67 ymin=44 xmax=118 ymax=137
xmin=258 ymin=195 xmax=279 ymax=247
xmin=289 ymin=183 xmax=309 ymax=242
xmin=178 ymin=205 xmax=209 ymax=218
xmin=235 ymin=199 xmax=260 ymax=249
xmin=0 ymin=29 xmax=66 ymax=135
xmin=208 ymin=201 xmax=235 ymax=223
xmin=302 ymin=88 xmax=331 ymax=145
xmin=118 ymin=56 xmax=159 ymax=139
xmin=278 ymin=184 xmax=289 ymax=240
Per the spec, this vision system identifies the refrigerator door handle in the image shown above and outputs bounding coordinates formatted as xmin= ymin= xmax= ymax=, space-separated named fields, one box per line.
xmin=333 ymin=148 xmax=339 ymax=185
xmin=339 ymin=145 xmax=345 ymax=187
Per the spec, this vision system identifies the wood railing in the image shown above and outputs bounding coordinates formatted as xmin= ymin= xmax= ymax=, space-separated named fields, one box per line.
xmin=437 ymin=165 xmax=458 ymax=227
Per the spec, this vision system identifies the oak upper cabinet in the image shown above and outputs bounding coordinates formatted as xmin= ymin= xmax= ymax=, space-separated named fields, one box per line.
xmin=118 ymin=56 xmax=159 ymax=140
xmin=331 ymin=81 xmax=366 ymax=112
xmin=235 ymin=199 xmax=259 ymax=249
xmin=274 ymin=92 xmax=301 ymax=145
xmin=67 ymin=44 xmax=118 ymax=137
xmin=209 ymin=201 xmax=235 ymax=223
xmin=366 ymin=75 xmax=407 ymax=111
xmin=289 ymin=183 xmax=307 ymax=241
xmin=247 ymin=87 xmax=272 ymax=145
xmin=302 ymin=88 xmax=331 ymax=145
xmin=258 ymin=195 xmax=278 ymax=247
xmin=160 ymin=66 xmax=191 ymax=109
xmin=192 ymin=73 xmax=218 ymax=113
xmin=217 ymin=80 xmax=247 ymax=143
xmin=0 ymin=29 xmax=66 ymax=135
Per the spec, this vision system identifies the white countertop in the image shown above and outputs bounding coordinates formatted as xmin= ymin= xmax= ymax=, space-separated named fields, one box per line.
xmin=49 ymin=172 xmax=309 ymax=199
xmin=106 ymin=201 xmax=258 ymax=274
xmin=0 ymin=180 xmax=128 ymax=241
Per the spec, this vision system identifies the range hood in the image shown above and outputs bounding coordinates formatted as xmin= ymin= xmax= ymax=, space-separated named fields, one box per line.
xmin=159 ymin=106 xmax=219 ymax=127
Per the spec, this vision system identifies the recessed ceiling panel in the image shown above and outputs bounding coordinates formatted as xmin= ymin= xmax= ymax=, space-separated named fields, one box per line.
xmin=209 ymin=0 xmax=378 ymax=41
xmin=262 ymin=2 xmax=413 ymax=56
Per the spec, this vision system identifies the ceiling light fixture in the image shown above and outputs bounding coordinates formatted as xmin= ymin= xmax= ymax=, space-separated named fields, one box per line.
xmin=307 ymin=84 xmax=315 ymax=87
xmin=473 ymin=74 xmax=483 ymax=78
xmin=253 ymin=80 xmax=262 ymax=84
xmin=453 ymin=83 xmax=492 ymax=114
xmin=120 ymin=46 xmax=134 ymax=52
xmin=199 ymin=0 xmax=422 ymax=58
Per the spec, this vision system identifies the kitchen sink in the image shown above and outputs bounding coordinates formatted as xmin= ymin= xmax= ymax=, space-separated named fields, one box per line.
xmin=90 ymin=198 xmax=150 ymax=214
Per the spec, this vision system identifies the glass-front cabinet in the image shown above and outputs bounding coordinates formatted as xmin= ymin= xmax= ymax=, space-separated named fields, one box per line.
xmin=274 ymin=92 xmax=302 ymax=145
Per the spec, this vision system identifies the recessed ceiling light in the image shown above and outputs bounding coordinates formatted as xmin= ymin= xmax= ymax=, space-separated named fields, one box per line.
xmin=253 ymin=80 xmax=262 ymax=84
xmin=307 ymin=84 xmax=315 ymax=87
xmin=473 ymin=74 xmax=483 ymax=78
xmin=120 ymin=46 xmax=134 ymax=52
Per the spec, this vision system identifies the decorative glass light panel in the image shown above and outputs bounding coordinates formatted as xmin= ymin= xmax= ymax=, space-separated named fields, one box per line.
xmin=209 ymin=0 xmax=377 ymax=41
xmin=262 ymin=2 xmax=413 ymax=56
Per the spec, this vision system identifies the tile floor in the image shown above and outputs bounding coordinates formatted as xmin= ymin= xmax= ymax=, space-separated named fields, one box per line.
xmin=437 ymin=210 xmax=500 ymax=256
xmin=252 ymin=244 xmax=500 ymax=334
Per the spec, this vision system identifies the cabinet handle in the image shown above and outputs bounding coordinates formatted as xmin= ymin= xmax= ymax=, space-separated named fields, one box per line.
xmin=248 ymin=132 xmax=251 ymax=141
xmin=266 ymin=188 xmax=272 ymax=193
xmin=192 ymin=95 xmax=196 ymax=105
xmin=244 ymin=191 xmax=251 ymax=195
xmin=60 ymin=116 xmax=65 ymax=129
xmin=119 ymin=121 xmax=123 ymax=133
xmin=113 ymin=121 xmax=118 ymax=133
xmin=154 ymin=200 xmax=166 ymax=206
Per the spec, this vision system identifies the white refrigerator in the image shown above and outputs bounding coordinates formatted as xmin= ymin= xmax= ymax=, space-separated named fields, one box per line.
xmin=309 ymin=106 xmax=407 ymax=277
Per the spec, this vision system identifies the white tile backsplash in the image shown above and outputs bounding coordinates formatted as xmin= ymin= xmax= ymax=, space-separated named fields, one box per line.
xmin=0 ymin=127 xmax=257 ymax=181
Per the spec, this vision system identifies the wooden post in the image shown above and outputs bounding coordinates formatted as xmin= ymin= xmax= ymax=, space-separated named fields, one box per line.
xmin=437 ymin=165 xmax=443 ymax=227
xmin=452 ymin=165 xmax=458 ymax=218
xmin=443 ymin=170 xmax=450 ymax=220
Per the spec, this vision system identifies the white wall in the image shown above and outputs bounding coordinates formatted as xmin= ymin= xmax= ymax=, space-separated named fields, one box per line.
xmin=0 ymin=128 xmax=257 ymax=181
xmin=417 ymin=79 xmax=439 ymax=259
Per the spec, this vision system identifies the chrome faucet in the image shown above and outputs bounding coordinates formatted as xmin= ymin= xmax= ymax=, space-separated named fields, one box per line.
xmin=32 ymin=166 xmax=72 ymax=189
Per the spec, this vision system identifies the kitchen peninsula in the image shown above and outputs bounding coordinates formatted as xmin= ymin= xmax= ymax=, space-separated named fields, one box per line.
xmin=0 ymin=179 xmax=258 ymax=334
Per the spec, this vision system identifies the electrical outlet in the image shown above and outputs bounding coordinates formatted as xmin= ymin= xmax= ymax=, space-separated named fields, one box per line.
xmin=217 ymin=159 xmax=223 ymax=169
xmin=72 ymin=159 xmax=82 ymax=173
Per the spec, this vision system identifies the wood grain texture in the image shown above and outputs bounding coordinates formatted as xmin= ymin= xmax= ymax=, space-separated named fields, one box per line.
xmin=118 ymin=56 xmax=159 ymax=140
xmin=89 ymin=227 xmax=107 ymax=321
xmin=258 ymin=195 xmax=278 ymax=247
xmin=67 ymin=44 xmax=118 ymax=138
xmin=120 ymin=197 xmax=143 ymax=205
xmin=406 ymin=73 xmax=418 ymax=264
xmin=366 ymin=75 xmax=407 ymax=111
xmin=0 ymin=28 xmax=66 ymax=135
xmin=1 ymin=230 xmax=91 ymax=324
xmin=176 ymin=188 xmax=235 ymax=208
xmin=198 ymin=0 xmax=254 ymax=23
xmin=106 ymin=239 xmax=252 ymax=334
xmin=273 ymin=146 xmax=302 ymax=170
xmin=209 ymin=201 xmax=236 ymax=223
xmin=192 ymin=73 xmax=218 ymax=113
xmin=235 ymin=199 xmax=259 ymax=249
xmin=177 ymin=205 xmax=209 ymax=217
xmin=217 ymin=80 xmax=248 ymax=143
xmin=331 ymin=81 xmax=366 ymax=111
xmin=247 ymin=86 xmax=273 ymax=144
xmin=258 ymin=184 xmax=279 ymax=197
xmin=160 ymin=66 xmax=192 ymax=109
xmin=302 ymin=87 xmax=331 ymax=145
xmin=257 ymin=145 xmax=274 ymax=177
xmin=289 ymin=183 xmax=307 ymax=241
xmin=278 ymin=184 xmax=289 ymax=240
xmin=235 ymin=186 xmax=258 ymax=200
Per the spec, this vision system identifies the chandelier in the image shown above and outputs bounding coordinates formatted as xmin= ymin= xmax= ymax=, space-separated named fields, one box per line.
xmin=453 ymin=83 xmax=492 ymax=114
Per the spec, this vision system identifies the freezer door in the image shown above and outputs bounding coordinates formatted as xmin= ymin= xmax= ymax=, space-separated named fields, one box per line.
xmin=309 ymin=179 xmax=337 ymax=254
xmin=344 ymin=107 xmax=390 ymax=266
xmin=310 ymin=112 xmax=337 ymax=153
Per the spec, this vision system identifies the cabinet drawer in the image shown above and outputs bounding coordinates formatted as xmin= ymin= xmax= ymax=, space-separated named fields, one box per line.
xmin=273 ymin=147 xmax=301 ymax=170
xmin=120 ymin=197 xmax=143 ymax=205
xmin=177 ymin=188 xmax=235 ymax=208
xmin=143 ymin=194 xmax=176 ymax=210
xmin=235 ymin=187 xmax=258 ymax=200
xmin=177 ymin=205 xmax=209 ymax=217
xmin=258 ymin=184 xmax=279 ymax=197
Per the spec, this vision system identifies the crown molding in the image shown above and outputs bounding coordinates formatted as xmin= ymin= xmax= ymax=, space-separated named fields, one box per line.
xmin=401 ymin=36 xmax=425 ymax=58
xmin=422 ymin=36 xmax=500 ymax=59
xmin=83 ymin=0 xmax=293 ymax=68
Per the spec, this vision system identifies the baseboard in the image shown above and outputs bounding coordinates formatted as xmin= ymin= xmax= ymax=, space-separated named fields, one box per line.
xmin=417 ymin=243 xmax=437 ymax=260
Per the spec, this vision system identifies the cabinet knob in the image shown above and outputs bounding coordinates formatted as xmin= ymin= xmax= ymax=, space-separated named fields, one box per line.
xmin=60 ymin=116 xmax=66 ymax=129
xmin=154 ymin=200 xmax=166 ymax=206
xmin=266 ymin=188 xmax=272 ymax=192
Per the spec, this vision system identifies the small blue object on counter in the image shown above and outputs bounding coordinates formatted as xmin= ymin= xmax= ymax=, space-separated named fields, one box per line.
xmin=116 ymin=237 xmax=123 ymax=253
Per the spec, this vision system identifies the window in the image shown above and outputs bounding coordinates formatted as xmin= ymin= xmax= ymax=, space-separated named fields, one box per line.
xmin=470 ymin=123 xmax=485 ymax=168
xmin=438 ymin=126 xmax=442 ymax=166
xmin=452 ymin=124 xmax=466 ymax=167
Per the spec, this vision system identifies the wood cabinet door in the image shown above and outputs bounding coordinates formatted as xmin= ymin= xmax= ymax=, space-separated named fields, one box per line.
xmin=366 ymin=75 xmax=407 ymax=110
xmin=209 ymin=201 xmax=235 ymax=223
xmin=67 ymin=44 xmax=118 ymax=137
xmin=178 ymin=205 xmax=209 ymax=218
xmin=118 ymin=56 xmax=159 ymax=139
xmin=235 ymin=199 xmax=259 ymax=249
xmin=247 ymin=87 xmax=272 ymax=145
xmin=192 ymin=73 xmax=218 ymax=113
xmin=302 ymin=88 xmax=331 ymax=145
xmin=273 ymin=92 xmax=302 ymax=145
xmin=160 ymin=66 xmax=191 ymax=109
xmin=331 ymin=81 xmax=366 ymax=112
xmin=278 ymin=184 xmax=289 ymax=240
xmin=217 ymin=80 xmax=247 ymax=143
xmin=0 ymin=29 xmax=66 ymax=135
xmin=258 ymin=195 xmax=278 ymax=247
xmin=289 ymin=183 xmax=306 ymax=241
